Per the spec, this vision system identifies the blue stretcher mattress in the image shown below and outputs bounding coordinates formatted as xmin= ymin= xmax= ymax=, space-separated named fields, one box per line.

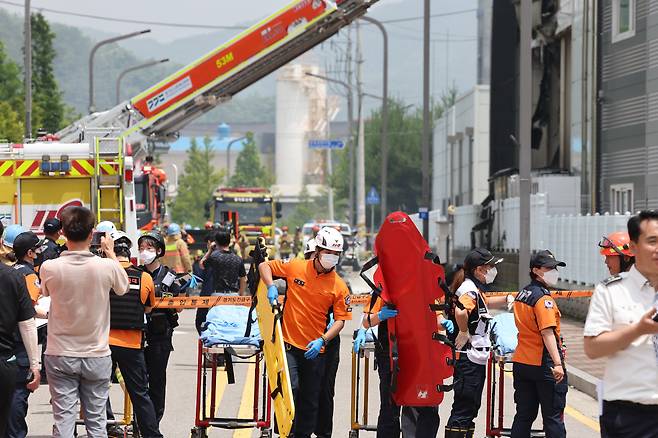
xmin=200 ymin=304 xmax=262 ymax=347
xmin=491 ymin=312 xmax=518 ymax=355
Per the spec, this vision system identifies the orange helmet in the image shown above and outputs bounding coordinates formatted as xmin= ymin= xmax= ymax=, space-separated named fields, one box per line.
xmin=598 ymin=231 xmax=633 ymax=257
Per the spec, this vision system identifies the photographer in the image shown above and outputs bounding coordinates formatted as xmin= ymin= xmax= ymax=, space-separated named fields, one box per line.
xmin=39 ymin=207 xmax=128 ymax=437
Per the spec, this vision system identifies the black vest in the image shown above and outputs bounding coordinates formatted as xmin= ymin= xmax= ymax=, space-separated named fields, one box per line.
xmin=110 ymin=266 xmax=145 ymax=330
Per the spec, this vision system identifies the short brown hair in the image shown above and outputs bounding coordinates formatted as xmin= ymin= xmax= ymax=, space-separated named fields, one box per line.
xmin=60 ymin=206 xmax=95 ymax=242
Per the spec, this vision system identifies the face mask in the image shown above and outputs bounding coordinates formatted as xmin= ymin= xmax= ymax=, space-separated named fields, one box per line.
xmin=319 ymin=253 xmax=340 ymax=270
xmin=140 ymin=250 xmax=157 ymax=265
xmin=484 ymin=266 xmax=498 ymax=284
xmin=542 ymin=268 xmax=559 ymax=286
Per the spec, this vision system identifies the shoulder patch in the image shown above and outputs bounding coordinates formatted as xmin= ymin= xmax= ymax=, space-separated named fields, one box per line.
xmin=544 ymin=299 xmax=554 ymax=309
xmin=602 ymin=274 xmax=623 ymax=285
xmin=344 ymin=295 xmax=351 ymax=306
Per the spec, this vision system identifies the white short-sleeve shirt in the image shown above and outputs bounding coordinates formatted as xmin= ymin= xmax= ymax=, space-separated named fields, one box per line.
xmin=584 ymin=265 xmax=658 ymax=405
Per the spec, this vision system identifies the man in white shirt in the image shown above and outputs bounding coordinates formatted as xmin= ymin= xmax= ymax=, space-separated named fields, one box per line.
xmin=584 ymin=210 xmax=658 ymax=437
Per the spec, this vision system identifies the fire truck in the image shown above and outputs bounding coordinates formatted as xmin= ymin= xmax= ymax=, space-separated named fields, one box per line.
xmin=134 ymin=157 xmax=168 ymax=231
xmin=0 ymin=134 xmax=138 ymax=244
xmin=5 ymin=0 xmax=379 ymax=245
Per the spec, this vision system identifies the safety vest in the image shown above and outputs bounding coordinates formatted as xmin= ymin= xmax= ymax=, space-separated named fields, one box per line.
xmin=145 ymin=265 xmax=179 ymax=337
xmin=162 ymin=237 xmax=185 ymax=273
xmin=453 ymin=277 xmax=492 ymax=365
xmin=110 ymin=266 xmax=145 ymax=330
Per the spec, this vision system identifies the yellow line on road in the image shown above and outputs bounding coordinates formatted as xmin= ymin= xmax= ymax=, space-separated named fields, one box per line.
xmin=204 ymin=368 xmax=228 ymax=418
xmin=565 ymin=405 xmax=600 ymax=432
xmin=233 ymin=363 xmax=256 ymax=438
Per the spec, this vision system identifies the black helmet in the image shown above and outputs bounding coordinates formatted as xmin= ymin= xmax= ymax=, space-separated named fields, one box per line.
xmin=138 ymin=231 xmax=166 ymax=258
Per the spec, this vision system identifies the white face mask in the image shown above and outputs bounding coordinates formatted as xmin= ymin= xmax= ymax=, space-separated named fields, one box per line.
xmin=484 ymin=266 xmax=498 ymax=284
xmin=542 ymin=268 xmax=559 ymax=286
xmin=140 ymin=250 xmax=157 ymax=265
xmin=319 ymin=253 xmax=340 ymax=270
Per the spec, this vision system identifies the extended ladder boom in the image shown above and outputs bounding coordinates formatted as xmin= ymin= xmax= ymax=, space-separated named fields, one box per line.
xmin=57 ymin=0 xmax=378 ymax=149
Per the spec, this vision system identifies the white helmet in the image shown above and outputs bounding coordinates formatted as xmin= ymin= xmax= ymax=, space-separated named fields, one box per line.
xmin=304 ymin=238 xmax=317 ymax=255
xmin=110 ymin=230 xmax=132 ymax=248
xmin=315 ymin=227 xmax=344 ymax=252
xmin=97 ymin=221 xmax=117 ymax=234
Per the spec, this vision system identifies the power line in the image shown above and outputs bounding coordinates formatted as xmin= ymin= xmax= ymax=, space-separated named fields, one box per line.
xmin=0 ymin=0 xmax=246 ymax=30
xmin=377 ymin=9 xmax=477 ymax=24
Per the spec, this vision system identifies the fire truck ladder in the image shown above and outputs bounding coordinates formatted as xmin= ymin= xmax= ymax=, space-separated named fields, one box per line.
xmin=94 ymin=137 xmax=125 ymax=228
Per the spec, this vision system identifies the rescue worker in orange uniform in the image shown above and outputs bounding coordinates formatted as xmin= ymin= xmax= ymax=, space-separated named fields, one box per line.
xmin=161 ymin=223 xmax=192 ymax=274
xmin=598 ymin=231 xmax=635 ymax=276
xmin=105 ymin=231 xmax=163 ymax=438
xmin=8 ymin=232 xmax=46 ymax=437
xmin=258 ymin=227 xmax=352 ymax=438
xmin=511 ymin=250 xmax=567 ymax=438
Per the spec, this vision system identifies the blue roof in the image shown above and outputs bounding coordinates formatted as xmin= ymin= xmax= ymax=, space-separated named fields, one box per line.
xmin=168 ymin=136 xmax=248 ymax=152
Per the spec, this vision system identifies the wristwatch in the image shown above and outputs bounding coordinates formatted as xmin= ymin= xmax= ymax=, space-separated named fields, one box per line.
xmin=320 ymin=335 xmax=328 ymax=345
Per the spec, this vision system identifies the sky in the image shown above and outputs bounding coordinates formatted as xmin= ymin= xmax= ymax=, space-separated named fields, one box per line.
xmin=0 ymin=0 xmax=405 ymax=42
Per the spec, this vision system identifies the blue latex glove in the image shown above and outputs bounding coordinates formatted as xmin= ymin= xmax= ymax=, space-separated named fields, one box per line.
xmin=377 ymin=306 xmax=398 ymax=322
xmin=304 ymin=338 xmax=324 ymax=360
xmin=327 ymin=313 xmax=335 ymax=330
xmin=267 ymin=284 xmax=279 ymax=304
xmin=441 ymin=319 xmax=455 ymax=334
xmin=353 ymin=329 xmax=367 ymax=353
xmin=185 ymin=274 xmax=201 ymax=290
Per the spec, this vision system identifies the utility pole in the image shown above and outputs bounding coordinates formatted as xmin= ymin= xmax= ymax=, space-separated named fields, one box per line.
xmin=23 ymin=0 xmax=31 ymax=139
xmin=346 ymin=26 xmax=355 ymax=228
xmin=421 ymin=0 xmax=431 ymax=241
xmin=518 ymin=0 xmax=533 ymax=284
xmin=356 ymin=21 xmax=366 ymax=236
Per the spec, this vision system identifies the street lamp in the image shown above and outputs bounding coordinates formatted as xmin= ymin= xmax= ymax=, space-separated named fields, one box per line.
xmin=305 ymin=72 xmax=355 ymax=227
xmin=421 ymin=0 xmax=431 ymax=240
xmin=116 ymin=58 xmax=169 ymax=104
xmin=226 ymin=136 xmax=246 ymax=182
xmin=89 ymin=29 xmax=151 ymax=114
xmin=360 ymin=16 xmax=389 ymax=223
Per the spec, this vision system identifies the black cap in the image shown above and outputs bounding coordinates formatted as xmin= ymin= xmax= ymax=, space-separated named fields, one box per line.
xmin=13 ymin=232 xmax=45 ymax=258
xmin=530 ymin=250 xmax=566 ymax=269
xmin=463 ymin=247 xmax=503 ymax=270
xmin=43 ymin=218 xmax=62 ymax=234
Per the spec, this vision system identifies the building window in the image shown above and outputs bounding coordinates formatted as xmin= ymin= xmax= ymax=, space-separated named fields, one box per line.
xmin=612 ymin=0 xmax=635 ymax=43
xmin=610 ymin=183 xmax=634 ymax=213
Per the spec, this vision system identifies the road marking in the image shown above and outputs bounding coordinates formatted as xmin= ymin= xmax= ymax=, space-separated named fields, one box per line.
xmin=233 ymin=363 xmax=257 ymax=438
xmin=204 ymin=368 xmax=228 ymax=418
xmin=565 ymin=405 xmax=600 ymax=432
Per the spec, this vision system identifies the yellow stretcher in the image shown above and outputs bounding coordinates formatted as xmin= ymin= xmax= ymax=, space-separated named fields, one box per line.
xmin=256 ymin=281 xmax=295 ymax=438
xmin=350 ymin=341 xmax=378 ymax=438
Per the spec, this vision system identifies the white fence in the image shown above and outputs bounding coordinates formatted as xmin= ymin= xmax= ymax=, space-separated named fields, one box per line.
xmin=452 ymin=196 xmax=632 ymax=285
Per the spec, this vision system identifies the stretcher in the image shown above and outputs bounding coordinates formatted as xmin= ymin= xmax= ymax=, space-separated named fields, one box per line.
xmin=485 ymin=314 xmax=545 ymax=438
xmin=350 ymin=340 xmax=378 ymax=438
xmin=191 ymin=341 xmax=272 ymax=438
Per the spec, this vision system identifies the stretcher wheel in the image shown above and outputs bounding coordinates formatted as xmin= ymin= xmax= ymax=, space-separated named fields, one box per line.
xmin=349 ymin=430 xmax=359 ymax=438
xmin=190 ymin=427 xmax=208 ymax=438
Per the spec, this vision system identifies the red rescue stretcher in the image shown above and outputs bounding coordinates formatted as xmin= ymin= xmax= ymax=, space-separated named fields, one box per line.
xmin=485 ymin=352 xmax=545 ymax=437
xmin=190 ymin=340 xmax=272 ymax=438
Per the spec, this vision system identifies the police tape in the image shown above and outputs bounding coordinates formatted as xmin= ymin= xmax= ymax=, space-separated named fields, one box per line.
xmin=152 ymin=290 xmax=593 ymax=309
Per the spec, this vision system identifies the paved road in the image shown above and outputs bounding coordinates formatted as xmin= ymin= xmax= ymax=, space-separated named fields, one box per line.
xmin=25 ymin=270 xmax=601 ymax=437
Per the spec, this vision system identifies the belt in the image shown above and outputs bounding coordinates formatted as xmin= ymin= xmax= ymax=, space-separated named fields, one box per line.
xmin=605 ymin=400 xmax=658 ymax=412
xmin=0 ymin=352 xmax=16 ymax=362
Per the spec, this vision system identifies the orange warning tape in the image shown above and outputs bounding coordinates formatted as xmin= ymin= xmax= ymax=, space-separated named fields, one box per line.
xmin=152 ymin=290 xmax=592 ymax=309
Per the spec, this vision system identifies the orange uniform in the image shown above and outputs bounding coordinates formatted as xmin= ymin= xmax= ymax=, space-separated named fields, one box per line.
xmin=512 ymin=281 xmax=562 ymax=366
xmin=109 ymin=261 xmax=156 ymax=349
xmin=267 ymin=258 xmax=352 ymax=350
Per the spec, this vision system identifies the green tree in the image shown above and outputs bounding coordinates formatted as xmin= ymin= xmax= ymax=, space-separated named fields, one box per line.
xmin=30 ymin=12 xmax=65 ymax=134
xmin=228 ymin=132 xmax=273 ymax=187
xmin=333 ymin=90 xmax=457 ymax=225
xmin=280 ymin=186 xmax=329 ymax=230
xmin=171 ymin=136 xmax=225 ymax=227
xmin=0 ymin=41 xmax=23 ymax=140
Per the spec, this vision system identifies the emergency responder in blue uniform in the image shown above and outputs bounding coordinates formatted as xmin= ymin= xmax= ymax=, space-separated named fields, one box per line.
xmin=511 ymin=250 xmax=567 ymax=438
xmin=138 ymin=231 xmax=184 ymax=425
xmin=7 ymin=232 xmax=46 ymax=438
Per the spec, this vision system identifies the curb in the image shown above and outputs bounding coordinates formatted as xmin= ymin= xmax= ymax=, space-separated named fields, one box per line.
xmin=567 ymin=365 xmax=600 ymax=399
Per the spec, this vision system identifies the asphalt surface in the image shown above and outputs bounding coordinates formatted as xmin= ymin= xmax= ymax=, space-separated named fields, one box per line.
xmin=24 ymin=270 xmax=601 ymax=437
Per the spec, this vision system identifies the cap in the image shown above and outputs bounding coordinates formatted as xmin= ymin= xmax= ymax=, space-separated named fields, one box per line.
xmin=530 ymin=250 xmax=566 ymax=269
xmin=13 ymin=232 xmax=45 ymax=258
xmin=463 ymin=247 xmax=503 ymax=270
xmin=43 ymin=217 xmax=62 ymax=234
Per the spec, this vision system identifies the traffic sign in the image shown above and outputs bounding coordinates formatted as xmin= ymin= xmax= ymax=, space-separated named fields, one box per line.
xmin=418 ymin=207 xmax=429 ymax=220
xmin=308 ymin=139 xmax=345 ymax=149
xmin=366 ymin=186 xmax=380 ymax=205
